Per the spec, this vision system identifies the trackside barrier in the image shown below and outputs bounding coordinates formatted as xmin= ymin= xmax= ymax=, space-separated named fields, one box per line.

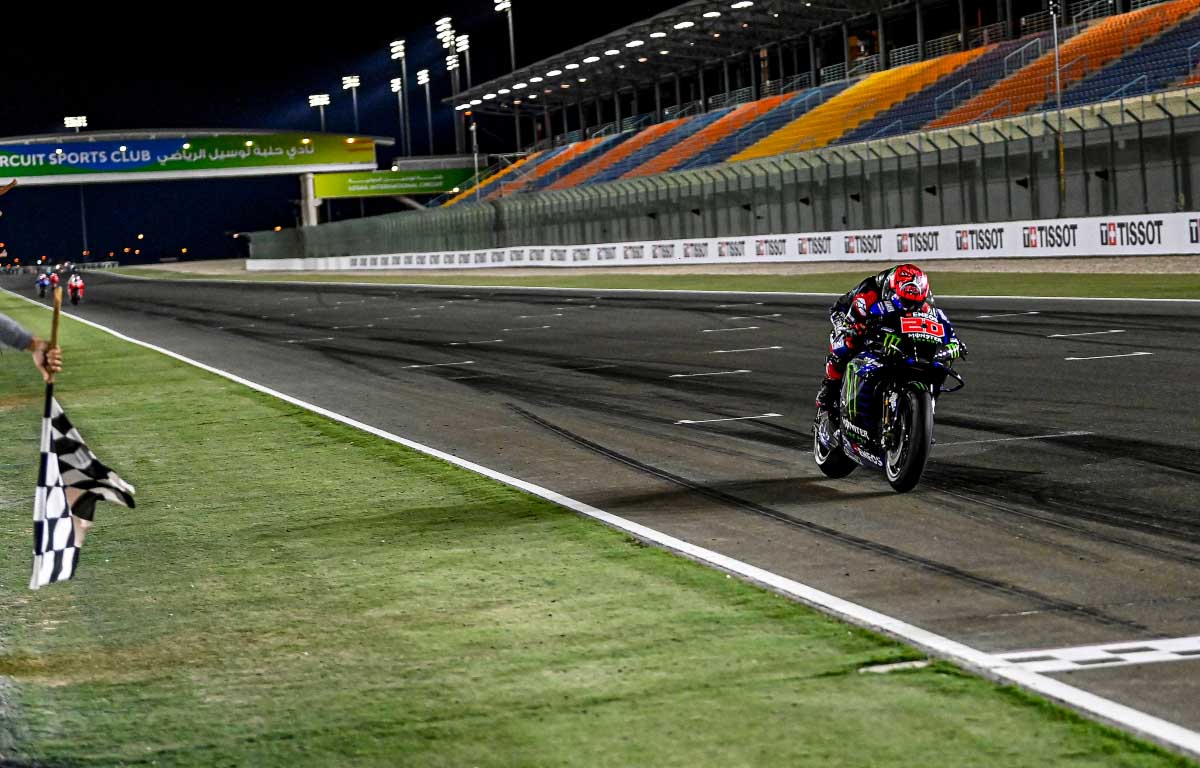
xmin=247 ymin=212 xmax=1200 ymax=271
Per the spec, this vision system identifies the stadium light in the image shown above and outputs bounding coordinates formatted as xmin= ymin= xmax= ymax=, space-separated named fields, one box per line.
xmin=565 ymin=63 xmax=579 ymax=70
xmin=731 ymin=1 xmax=754 ymax=7
xmin=390 ymin=41 xmax=412 ymax=157
xmin=704 ymin=11 xmax=722 ymax=17
xmin=673 ymin=21 xmax=694 ymax=29
xmin=626 ymin=40 xmax=644 ymax=47
xmin=63 ymin=115 xmax=87 ymax=132
xmin=604 ymin=49 xmax=620 ymax=55
xmin=546 ymin=69 xmax=563 ymax=76
xmin=417 ymin=69 xmax=434 ymax=156
xmin=340 ymin=75 xmax=361 ymax=133
xmin=649 ymin=32 xmax=667 ymax=38
xmin=583 ymin=55 xmax=600 ymax=63
xmin=495 ymin=0 xmax=520 ymax=151
xmin=456 ymin=35 xmax=473 ymax=87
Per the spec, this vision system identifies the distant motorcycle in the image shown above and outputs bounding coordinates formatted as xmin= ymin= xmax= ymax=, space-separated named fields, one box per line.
xmin=35 ymin=274 xmax=50 ymax=298
xmin=68 ymin=276 xmax=85 ymax=305
xmin=813 ymin=308 xmax=965 ymax=493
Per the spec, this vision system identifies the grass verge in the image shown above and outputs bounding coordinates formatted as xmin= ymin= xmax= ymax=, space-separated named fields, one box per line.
xmin=0 ymin=292 xmax=1192 ymax=767
xmin=116 ymin=267 xmax=1200 ymax=299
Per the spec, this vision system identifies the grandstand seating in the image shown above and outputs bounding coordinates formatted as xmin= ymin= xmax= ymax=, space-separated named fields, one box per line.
xmin=443 ymin=151 xmax=544 ymax=206
xmin=731 ymin=51 xmax=982 ymax=161
xmin=590 ymin=108 xmax=733 ymax=183
xmin=623 ymin=96 xmax=791 ymax=177
xmin=930 ymin=0 xmax=1200 ymax=128
xmin=841 ymin=42 xmax=1019 ymax=143
xmin=1057 ymin=9 xmax=1200 ymax=107
xmin=674 ymin=82 xmax=852 ymax=170
xmin=525 ymin=134 xmax=629 ymax=191
xmin=485 ymin=138 xmax=611 ymax=199
xmin=548 ymin=118 xmax=688 ymax=190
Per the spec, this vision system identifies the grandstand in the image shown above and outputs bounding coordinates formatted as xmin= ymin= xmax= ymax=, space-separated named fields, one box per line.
xmin=440 ymin=0 xmax=1200 ymax=207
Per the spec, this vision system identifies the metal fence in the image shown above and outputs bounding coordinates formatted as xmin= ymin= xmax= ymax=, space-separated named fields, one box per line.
xmin=252 ymin=87 xmax=1200 ymax=260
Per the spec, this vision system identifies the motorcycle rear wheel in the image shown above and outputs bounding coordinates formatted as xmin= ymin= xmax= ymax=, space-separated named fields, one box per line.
xmin=813 ymin=411 xmax=856 ymax=479
xmin=884 ymin=387 xmax=933 ymax=493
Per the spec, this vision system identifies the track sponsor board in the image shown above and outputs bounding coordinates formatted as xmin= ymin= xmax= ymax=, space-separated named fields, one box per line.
xmin=312 ymin=168 xmax=473 ymax=198
xmin=247 ymin=212 xmax=1200 ymax=271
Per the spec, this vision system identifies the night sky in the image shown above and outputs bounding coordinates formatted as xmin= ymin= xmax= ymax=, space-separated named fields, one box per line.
xmin=0 ymin=1 xmax=679 ymax=264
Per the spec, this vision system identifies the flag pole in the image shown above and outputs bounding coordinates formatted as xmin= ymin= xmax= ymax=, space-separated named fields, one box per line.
xmin=46 ymin=286 xmax=61 ymax=397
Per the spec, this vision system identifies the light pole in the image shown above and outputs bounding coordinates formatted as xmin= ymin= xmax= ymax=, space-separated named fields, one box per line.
xmin=470 ymin=119 xmax=481 ymax=203
xmin=1050 ymin=0 xmax=1066 ymax=215
xmin=390 ymin=40 xmax=412 ymax=157
xmin=391 ymin=77 xmax=406 ymax=157
xmin=342 ymin=75 xmax=361 ymax=133
xmin=456 ymin=35 xmax=473 ymax=89
xmin=495 ymin=0 xmax=520 ymax=151
xmin=437 ymin=17 xmax=465 ymax=154
xmin=418 ymin=69 xmax=434 ymax=155
xmin=63 ymin=116 xmax=89 ymax=256
xmin=308 ymin=93 xmax=330 ymax=131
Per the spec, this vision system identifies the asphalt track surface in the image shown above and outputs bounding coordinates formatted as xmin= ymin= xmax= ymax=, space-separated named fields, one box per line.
xmin=12 ymin=272 xmax=1200 ymax=738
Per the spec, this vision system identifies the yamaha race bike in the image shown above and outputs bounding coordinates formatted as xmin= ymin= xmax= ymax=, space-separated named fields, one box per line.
xmin=813 ymin=309 xmax=965 ymax=493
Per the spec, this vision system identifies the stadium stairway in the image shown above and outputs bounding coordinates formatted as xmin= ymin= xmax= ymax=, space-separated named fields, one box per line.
xmin=673 ymin=82 xmax=852 ymax=170
xmin=729 ymin=52 xmax=981 ymax=161
xmin=623 ymin=96 xmax=791 ymax=178
xmin=930 ymin=0 xmax=1200 ymax=128
xmin=1056 ymin=8 xmax=1200 ymax=108
xmin=586 ymin=109 xmax=732 ymax=184
xmin=442 ymin=151 xmax=543 ymax=207
xmin=524 ymin=134 xmax=630 ymax=192
xmin=484 ymin=141 xmax=592 ymax=200
xmin=840 ymin=42 xmax=1018 ymax=143
xmin=547 ymin=118 xmax=688 ymax=190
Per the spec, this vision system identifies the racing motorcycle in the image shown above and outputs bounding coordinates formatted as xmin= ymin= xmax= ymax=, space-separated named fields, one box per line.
xmin=813 ymin=308 xmax=965 ymax=493
xmin=35 ymin=274 xmax=50 ymax=298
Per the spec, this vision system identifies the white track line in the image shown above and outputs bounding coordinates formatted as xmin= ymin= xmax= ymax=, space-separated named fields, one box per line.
xmin=1065 ymin=352 xmax=1152 ymax=361
xmin=669 ymin=369 xmax=751 ymax=378
xmin=729 ymin=314 xmax=783 ymax=320
xmin=110 ymin=272 xmax=1200 ymax=303
xmin=402 ymin=361 xmax=475 ymax=369
xmin=1048 ymin=329 xmax=1125 ymax=338
xmin=998 ymin=636 xmax=1200 ymax=674
xmin=710 ymin=346 xmax=783 ymax=354
xmin=284 ymin=337 xmax=334 ymax=344
xmin=702 ymin=326 xmax=759 ymax=333
xmin=977 ymin=311 xmax=1040 ymax=319
xmin=518 ymin=313 xmax=563 ymax=318
xmin=717 ymin=302 xmax=765 ymax=307
xmin=937 ymin=431 xmax=1094 ymax=447
xmin=675 ymin=413 xmax=782 ymax=425
xmin=448 ymin=339 xmax=503 ymax=346
xmin=11 ymin=287 xmax=1200 ymax=760
xmin=502 ymin=325 xmax=551 ymax=331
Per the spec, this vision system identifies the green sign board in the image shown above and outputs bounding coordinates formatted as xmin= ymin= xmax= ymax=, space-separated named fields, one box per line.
xmin=312 ymin=168 xmax=475 ymax=198
xmin=0 ymin=133 xmax=377 ymax=185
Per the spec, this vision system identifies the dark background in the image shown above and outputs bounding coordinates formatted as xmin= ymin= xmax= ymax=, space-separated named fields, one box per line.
xmin=0 ymin=0 xmax=1026 ymax=264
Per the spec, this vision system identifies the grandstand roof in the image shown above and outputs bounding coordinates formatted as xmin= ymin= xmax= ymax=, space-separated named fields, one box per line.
xmin=450 ymin=0 xmax=883 ymax=115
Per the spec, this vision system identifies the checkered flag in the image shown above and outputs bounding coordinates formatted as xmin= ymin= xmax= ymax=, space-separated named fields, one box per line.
xmin=30 ymin=396 xmax=135 ymax=590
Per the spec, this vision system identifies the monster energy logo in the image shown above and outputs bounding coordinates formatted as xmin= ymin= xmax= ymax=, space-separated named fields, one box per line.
xmin=944 ymin=341 xmax=962 ymax=359
xmin=844 ymin=361 xmax=861 ymax=420
xmin=882 ymin=333 xmax=901 ymax=355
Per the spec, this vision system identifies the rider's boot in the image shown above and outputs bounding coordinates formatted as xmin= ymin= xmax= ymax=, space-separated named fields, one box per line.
xmin=815 ymin=377 xmax=841 ymax=416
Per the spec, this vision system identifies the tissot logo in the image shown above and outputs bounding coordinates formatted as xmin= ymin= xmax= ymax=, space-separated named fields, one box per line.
xmin=843 ymin=234 xmax=883 ymax=254
xmin=1098 ymin=219 xmax=1164 ymax=247
xmin=597 ymin=246 xmax=616 ymax=260
xmin=797 ymin=236 xmax=832 ymax=255
xmin=896 ymin=231 xmax=940 ymax=253
xmin=683 ymin=242 xmax=709 ymax=258
xmin=955 ymin=227 xmax=1005 ymax=251
xmin=572 ymin=248 xmax=591 ymax=261
xmin=1022 ymin=223 xmax=1078 ymax=248
xmin=652 ymin=244 xmax=676 ymax=259
xmin=1191 ymin=219 xmax=1200 ymax=244
xmin=623 ymin=245 xmax=645 ymax=259
xmin=755 ymin=238 xmax=786 ymax=256
xmin=718 ymin=240 xmax=746 ymax=258
xmin=550 ymin=249 xmax=567 ymax=261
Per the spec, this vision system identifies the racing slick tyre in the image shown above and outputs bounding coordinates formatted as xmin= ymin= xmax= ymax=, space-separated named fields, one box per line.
xmin=884 ymin=386 xmax=934 ymax=493
xmin=813 ymin=410 xmax=856 ymax=479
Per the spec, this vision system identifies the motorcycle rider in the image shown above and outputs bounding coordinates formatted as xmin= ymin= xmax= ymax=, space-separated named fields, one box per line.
xmin=36 ymin=270 xmax=51 ymax=297
xmin=815 ymin=263 xmax=964 ymax=417
xmin=67 ymin=272 xmax=85 ymax=302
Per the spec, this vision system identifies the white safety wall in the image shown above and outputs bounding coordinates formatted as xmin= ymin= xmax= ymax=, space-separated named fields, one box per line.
xmin=247 ymin=212 xmax=1200 ymax=272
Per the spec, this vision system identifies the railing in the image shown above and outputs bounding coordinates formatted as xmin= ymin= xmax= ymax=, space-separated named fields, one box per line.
xmin=587 ymin=121 xmax=618 ymax=138
xmin=1106 ymin=74 xmax=1149 ymax=107
xmin=1070 ymin=0 xmax=1115 ymax=23
xmin=427 ymin=161 xmax=503 ymax=207
xmin=1130 ymin=0 xmax=1164 ymax=8
xmin=1005 ymin=37 xmax=1043 ymax=77
xmin=1189 ymin=40 xmax=1200 ymax=73
xmin=866 ymin=119 xmax=904 ymax=139
xmin=761 ymin=78 xmax=782 ymax=96
xmin=977 ymin=98 xmax=1014 ymax=121
xmin=664 ymin=99 xmax=705 ymax=118
xmin=709 ymin=86 xmax=756 ymax=109
xmin=1020 ymin=10 xmax=1054 ymax=35
xmin=560 ymin=129 xmax=585 ymax=145
xmin=968 ymin=21 xmax=1009 ymax=48
xmin=934 ymin=78 xmax=974 ymax=116
xmin=621 ymin=114 xmax=652 ymax=132
xmin=820 ymin=61 xmax=847 ymax=83
xmin=925 ymin=33 xmax=962 ymax=59
xmin=780 ymin=72 xmax=813 ymax=94
xmin=847 ymin=53 xmax=879 ymax=77
xmin=790 ymin=87 xmax=828 ymax=119
xmin=890 ymin=43 xmax=921 ymax=67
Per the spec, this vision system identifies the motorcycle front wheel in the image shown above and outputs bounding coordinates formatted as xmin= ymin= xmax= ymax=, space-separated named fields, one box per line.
xmin=884 ymin=386 xmax=934 ymax=493
xmin=813 ymin=410 xmax=856 ymax=479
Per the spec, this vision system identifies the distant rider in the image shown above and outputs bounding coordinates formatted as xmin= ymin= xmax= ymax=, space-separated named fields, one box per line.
xmin=67 ymin=272 xmax=85 ymax=301
xmin=815 ymin=264 xmax=964 ymax=416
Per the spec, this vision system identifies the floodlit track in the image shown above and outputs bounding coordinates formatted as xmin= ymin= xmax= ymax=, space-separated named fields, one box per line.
xmin=12 ymin=271 xmax=1200 ymax=741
